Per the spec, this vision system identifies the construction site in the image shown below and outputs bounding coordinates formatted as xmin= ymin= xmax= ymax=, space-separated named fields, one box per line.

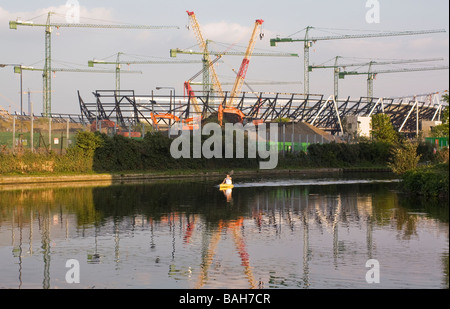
xmin=0 ymin=9 xmax=449 ymax=153
xmin=1 ymin=3 xmax=449 ymax=292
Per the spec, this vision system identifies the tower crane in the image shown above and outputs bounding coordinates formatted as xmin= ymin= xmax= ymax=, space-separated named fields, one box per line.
xmin=170 ymin=44 xmax=298 ymax=94
xmin=309 ymin=57 xmax=444 ymax=99
xmin=339 ymin=65 xmax=449 ymax=98
xmin=13 ymin=65 xmax=141 ymax=116
xmin=270 ymin=27 xmax=447 ymax=95
xmin=88 ymin=52 xmax=202 ymax=92
xmin=9 ymin=11 xmax=178 ymax=117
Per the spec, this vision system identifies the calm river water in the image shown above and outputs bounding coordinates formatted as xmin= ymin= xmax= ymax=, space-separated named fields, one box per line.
xmin=0 ymin=173 xmax=448 ymax=289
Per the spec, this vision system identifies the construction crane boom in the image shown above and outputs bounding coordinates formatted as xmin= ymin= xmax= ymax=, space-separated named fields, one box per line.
xmin=309 ymin=57 xmax=444 ymax=98
xmin=270 ymin=28 xmax=446 ymax=44
xmin=340 ymin=65 xmax=449 ymax=76
xmin=89 ymin=52 xmax=202 ymax=91
xmin=170 ymin=47 xmax=298 ymax=58
xmin=9 ymin=21 xmax=176 ymax=30
xmin=14 ymin=65 xmax=141 ymax=115
xmin=309 ymin=57 xmax=444 ymax=70
xmin=270 ymin=27 xmax=447 ymax=95
xmin=339 ymin=65 xmax=449 ymax=97
xmin=10 ymin=11 xmax=178 ymax=117
xmin=89 ymin=59 xmax=202 ymax=65
xmin=14 ymin=65 xmax=142 ymax=74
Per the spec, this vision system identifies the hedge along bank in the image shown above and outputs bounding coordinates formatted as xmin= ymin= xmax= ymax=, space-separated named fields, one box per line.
xmin=169 ymin=122 xmax=279 ymax=170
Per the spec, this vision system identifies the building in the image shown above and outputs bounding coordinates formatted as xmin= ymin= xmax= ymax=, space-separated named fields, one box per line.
xmin=344 ymin=116 xmax=371 ymax=138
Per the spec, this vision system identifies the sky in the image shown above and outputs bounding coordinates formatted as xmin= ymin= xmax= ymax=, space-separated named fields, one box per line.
xmin=0 ymin=0 xmax=448 ymax=115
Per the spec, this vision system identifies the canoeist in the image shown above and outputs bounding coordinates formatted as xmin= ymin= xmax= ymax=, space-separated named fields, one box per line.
xmin=222 ymin=174 xmax=232 ymax=185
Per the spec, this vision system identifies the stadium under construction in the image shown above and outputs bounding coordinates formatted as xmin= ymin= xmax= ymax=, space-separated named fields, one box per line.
xmin=76 ymin=89 xmax=447 ymax=137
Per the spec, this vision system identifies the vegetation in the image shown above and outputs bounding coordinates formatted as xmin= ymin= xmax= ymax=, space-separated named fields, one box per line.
xmin=392 ymin=141 xmax=448 ymax=199
xmin=388 ymin=139 xmax=421 ymax=174
xmin=431 ymin=94 xmax=449 ymax=137
xmin=0 ymin=129 xmax=442 ymax=174
xmin=371 ymin=113 xmax=399 ymax=144
xmin=383 ymin=93 xmax=449 ymax=200
xmin=296 ymin=141 xmax=392 ymax=168
xmin=0 ymin=130 xmax=261 ymax=174
xmin=1 ymin=129 xmax=394 ymax=175
xmin=401 ymin=162 xmax=449 ymax=198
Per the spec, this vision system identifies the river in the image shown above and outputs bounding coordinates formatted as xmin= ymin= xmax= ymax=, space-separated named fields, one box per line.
xmin=0 ymin=172 xmax=448 ymax=289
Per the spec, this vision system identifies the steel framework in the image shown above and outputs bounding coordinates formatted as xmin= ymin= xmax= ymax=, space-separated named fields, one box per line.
xmin=78 ymin=90 xmax=447 ymax=135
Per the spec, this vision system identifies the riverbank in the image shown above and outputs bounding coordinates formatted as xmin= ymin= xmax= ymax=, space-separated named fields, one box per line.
xmin=2 ymin=167 xmax=360 ymax=186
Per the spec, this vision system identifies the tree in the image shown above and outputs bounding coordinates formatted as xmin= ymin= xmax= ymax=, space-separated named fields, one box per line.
xmin=388 ymin=139 xmax=421 ymax=174
xmin=431 ymin=93 xmax=449 ymax=137
xmin=371 ymin=114 xmax=398 ymax=144
xmin=73 ymin=131 xmax=103 ymax=155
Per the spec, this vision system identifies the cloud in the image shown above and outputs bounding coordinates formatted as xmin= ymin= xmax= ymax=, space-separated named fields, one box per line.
xmin=201 ymin=21 xmax=276 ymax=45
xmin=0 ymin=4 xmax=116 ymax=28
xmin=202 ymin=21 xmax=252 ymax=43
xmin=407 ymin=36 xmax=449 ymax=51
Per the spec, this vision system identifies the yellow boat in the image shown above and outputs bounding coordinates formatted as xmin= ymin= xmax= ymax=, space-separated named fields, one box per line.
xmin=219 ymin=184 xmax=234 ymax=190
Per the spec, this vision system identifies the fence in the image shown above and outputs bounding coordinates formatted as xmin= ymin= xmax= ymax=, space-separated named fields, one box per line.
xmin=0 ymin=113 xmax=346 ymax=156
xmin=0 ymin=115 xmax=89 ymax=153
xmin=425 ymin=136 xmax=449 ymax=149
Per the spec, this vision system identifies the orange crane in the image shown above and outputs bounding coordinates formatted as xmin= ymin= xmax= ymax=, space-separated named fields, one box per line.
xmin=219 ymin=19 xmax=264 ymax=126
xmin=184 ymin=11 xmax=223 ymax=119
xmin=194 ymin=217 xmax=257 ymax=289
xmin=186 ymin=11 xmax=224 ymax=98
xmin=150 ymin=112 xmax=199 ymax=131
xmin=185 ymin=11 xmax=264 ymax=126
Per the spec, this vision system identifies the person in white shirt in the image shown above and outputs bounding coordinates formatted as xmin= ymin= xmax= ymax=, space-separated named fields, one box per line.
xmin=222 ymin=174 xmax=232 ymax=185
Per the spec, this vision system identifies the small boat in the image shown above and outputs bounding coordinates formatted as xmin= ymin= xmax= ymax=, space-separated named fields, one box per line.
xmin=219 ymin=184 xmax=234 ymax=190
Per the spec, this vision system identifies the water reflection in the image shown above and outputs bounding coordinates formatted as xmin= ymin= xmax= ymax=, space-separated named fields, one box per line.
xmin=220 ymin=188 xmax=233 ymax=203
xmin=0 ymin=176 xmax=448 ymax=289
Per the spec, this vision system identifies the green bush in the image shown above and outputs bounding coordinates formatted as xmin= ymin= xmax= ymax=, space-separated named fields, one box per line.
xmin=74 ymin=131 xmax=103 ymax=155
xmin=417 ymin=141 xmax=435 ymax=163
xmin=305 ymin=141 xmax=391 ymax=167
xmin=402 ymin=163 xmax=449 ymax=198
xmin=0 ymin=130 xmax=398 ymax=175
xmin=388 ymin=140 xmax=421 ymax=175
